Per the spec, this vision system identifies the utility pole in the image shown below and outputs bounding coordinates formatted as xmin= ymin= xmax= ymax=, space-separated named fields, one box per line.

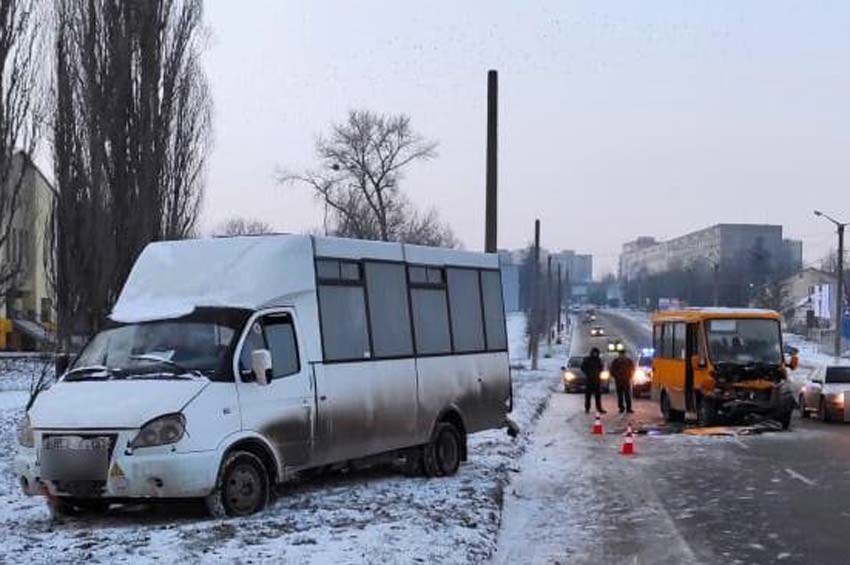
xmin=531 ymin=219 xmax=541 ymax=370
xmin=484 ymin=70 xmax=498 ymax=253
xmin=815 ymin=210 xmax=848 ymax=358
xmin=557 ymin=263 xmax=563 ymax=334
xmin=546 ymin=255 xmax=553 ymax=351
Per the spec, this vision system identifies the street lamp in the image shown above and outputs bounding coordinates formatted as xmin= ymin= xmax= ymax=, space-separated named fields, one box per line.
xmin=814 ymin=210 xmax=848 ymax=358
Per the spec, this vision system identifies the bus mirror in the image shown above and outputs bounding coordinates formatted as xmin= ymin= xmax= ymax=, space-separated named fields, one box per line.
xmin=251 ymin=349 xmax=273 ymax=386
xmin=788 ymin=354 xmax=799 ymax=371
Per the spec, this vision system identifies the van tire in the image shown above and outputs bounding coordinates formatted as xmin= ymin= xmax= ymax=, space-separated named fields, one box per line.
xmin=205 ymin=451 xmax=269 ymax=518
xmin=434 ymin=423 xmax=462 ymax=476
xmin=422 ymin=422 xmax=463 ymax=478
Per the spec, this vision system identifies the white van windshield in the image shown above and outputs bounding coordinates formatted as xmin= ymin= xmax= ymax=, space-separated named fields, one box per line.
xmin=71 ymin=308 xmax=250 ymax=381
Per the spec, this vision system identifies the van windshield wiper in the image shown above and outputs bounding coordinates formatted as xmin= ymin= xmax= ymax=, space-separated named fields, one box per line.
xmin=64 ymin=365 xmax=112 ymax=381
xmin=128 ymin=354 xmax=202 ymax=377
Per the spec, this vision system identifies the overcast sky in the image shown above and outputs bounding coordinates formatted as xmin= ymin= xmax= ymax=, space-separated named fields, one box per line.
xmin=202 ymin=1 xmax=850 ymax=277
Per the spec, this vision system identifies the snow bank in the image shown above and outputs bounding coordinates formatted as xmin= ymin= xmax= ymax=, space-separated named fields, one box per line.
xmin=0 ymin=313 xmax=565 ymax=564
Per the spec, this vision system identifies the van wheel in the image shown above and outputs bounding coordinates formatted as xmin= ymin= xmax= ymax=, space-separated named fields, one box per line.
xmin=205 ymin=451 xmax=269 ymax=518
xmin=423 ymin=423 xmax=463 ymax=478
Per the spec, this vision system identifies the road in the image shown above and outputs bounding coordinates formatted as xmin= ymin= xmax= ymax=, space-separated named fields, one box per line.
xmin=494 ymin=310 xmax=850 ymax=565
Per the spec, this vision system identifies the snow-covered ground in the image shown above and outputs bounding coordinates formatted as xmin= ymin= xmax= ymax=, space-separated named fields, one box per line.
xmin=0 ymin=313 xmax=564 ymax=564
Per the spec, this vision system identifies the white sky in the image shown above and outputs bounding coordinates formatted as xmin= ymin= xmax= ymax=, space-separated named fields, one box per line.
xmin=201 ymin=1 xmax=850 ymax=277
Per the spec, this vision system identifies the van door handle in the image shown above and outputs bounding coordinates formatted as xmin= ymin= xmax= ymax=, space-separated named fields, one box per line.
xmin=320 ymin=395 xmax=327 ymax=401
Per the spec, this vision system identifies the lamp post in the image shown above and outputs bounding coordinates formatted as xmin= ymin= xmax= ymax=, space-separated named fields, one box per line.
xmin=814 ymin=210 xmax=848 ymax=358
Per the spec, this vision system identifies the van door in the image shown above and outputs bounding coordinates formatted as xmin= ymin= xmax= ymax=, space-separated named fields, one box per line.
xmin=685 ymin=323 xmax=698 ymax=412
xmin=236 ymin=310 xmax=315 ymax=470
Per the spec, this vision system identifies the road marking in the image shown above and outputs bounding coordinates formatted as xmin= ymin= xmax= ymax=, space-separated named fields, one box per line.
xmin=784 ymin=468 xmax=816 ymax=486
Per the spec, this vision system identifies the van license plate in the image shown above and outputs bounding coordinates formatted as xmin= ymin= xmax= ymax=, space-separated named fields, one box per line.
xmin=40 ymin=436 xmax=111 ymax=481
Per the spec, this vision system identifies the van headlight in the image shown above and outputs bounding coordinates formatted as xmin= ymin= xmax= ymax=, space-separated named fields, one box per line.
xmin=129 ymin=414 xmax=186 ymax=449
xmin=16 ymin=415 xmax=33 ymax=448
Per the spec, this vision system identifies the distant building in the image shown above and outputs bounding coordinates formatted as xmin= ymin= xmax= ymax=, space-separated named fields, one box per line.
xmin=782 ymin=268 xmax=838 ymax=330
xmin=619 ymin=224 xmax=802 ymax=282
xmin=498 ymin=247 xmax=594 ymax=310
xmin=549 ymin=250 xmax=593 ymax=285
xmin=0 ymin=153 xmax=55 ymax=350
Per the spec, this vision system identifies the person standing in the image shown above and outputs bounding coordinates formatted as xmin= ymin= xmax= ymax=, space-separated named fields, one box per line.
xmin=610 ymin=349 xmax=636 ymax=414
xmin=580 ymin=348 xmax=607 ymax=414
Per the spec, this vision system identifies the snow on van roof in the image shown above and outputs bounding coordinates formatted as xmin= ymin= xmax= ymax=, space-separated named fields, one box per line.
xmin=111 ymin=235 xmax=500 ymax=323
xmin=111 ymin=235 xmax=315 ymax=323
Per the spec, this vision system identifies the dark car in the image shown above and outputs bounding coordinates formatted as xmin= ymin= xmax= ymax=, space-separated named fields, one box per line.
xmin=561 ymin=355 xmax=611 ymax=393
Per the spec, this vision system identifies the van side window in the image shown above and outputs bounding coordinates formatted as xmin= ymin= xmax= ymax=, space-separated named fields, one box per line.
xmin=365 ymin=262 xmax=413 ymax=357
xmin=264 ymin=316 xmax=300 ymax=378
xmin=316 ymin=258 xmax=370 ymax=361
xmin=447 ymin=268 xmax=485 ymax=353
xmin=409 ymin=266 xmax=452 ymax=355
xmin=653 ymin=324 xmax=662 ymax=353
xmin=481 ymin=270 xmax=507 ymax=351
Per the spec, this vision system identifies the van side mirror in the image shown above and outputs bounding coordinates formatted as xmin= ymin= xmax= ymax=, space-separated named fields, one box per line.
xmin=55 ymin=353 xmax=70 ymax=377
xmin=788 ymin=354 xmax=799 ymax=371
xmin=251 ymin=349 xmax=273 ymax=386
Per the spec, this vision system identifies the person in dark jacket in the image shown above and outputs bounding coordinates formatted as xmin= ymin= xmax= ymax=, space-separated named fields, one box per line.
xmin=580 ymin=348 xmax=607 ymax=414
xmin=609 ymin=350 xmax=636 ymax=414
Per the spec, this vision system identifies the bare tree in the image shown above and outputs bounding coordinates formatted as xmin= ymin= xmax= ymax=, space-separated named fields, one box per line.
xmin=213 ymin=217 xmax=275 ymax=237
xmin=0 ymin=0 xmax=43 ymax=294
xmin=280 ymin=109 xmax=457 ymax=247
xmin=50 ymin=0 xmax=211 ymax=346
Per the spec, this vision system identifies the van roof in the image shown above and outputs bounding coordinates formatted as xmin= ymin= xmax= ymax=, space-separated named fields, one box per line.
xmin=111 ymin=234 xmax=499 ymax=323
xmin=651 ymin=307 xmax=781 ymax=323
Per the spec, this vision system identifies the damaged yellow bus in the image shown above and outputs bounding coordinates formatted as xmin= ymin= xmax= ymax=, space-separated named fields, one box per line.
xmin=651 ymin=308 xmax=798 ymax=429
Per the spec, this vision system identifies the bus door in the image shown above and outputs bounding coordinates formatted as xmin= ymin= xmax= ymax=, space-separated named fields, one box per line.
xmin=685 ymin=323 xmax=698 ymax=412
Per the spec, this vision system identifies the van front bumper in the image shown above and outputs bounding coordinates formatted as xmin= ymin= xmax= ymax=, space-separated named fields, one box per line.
xmin=15 ymin=446 xmax=220 ymax=499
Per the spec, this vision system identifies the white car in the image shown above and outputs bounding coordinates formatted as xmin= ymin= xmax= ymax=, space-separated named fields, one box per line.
xmin=798 ymin=365 xmax=850 ymax=422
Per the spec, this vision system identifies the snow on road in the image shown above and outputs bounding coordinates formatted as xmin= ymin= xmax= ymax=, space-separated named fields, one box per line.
xmin=0 ymin=313 xmax=564 ymax=564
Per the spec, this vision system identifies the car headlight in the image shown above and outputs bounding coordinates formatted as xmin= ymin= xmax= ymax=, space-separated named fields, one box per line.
xmin=129 ymin=414 xmax=186 ymax=449
xmin=16 ymin=415 xmax=33 ymax=448
xmin=634 ymin=369 xmax=649 ymax=385
xmin=601 ymin=370 xmax=610 ymax=381
xmin=563 ymin=371 xmax=575 ymax=382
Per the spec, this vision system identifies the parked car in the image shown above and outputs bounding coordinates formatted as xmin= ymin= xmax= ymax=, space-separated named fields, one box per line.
xmin=590 ymin=326 xmax=605 ymax=337
xmin=799 ymin=364 xmax=850 ymax=422
xmin=16 ymin=235 xmax=514 ymax=517
xmin=561 ymin=356 xmax=611 ymax=393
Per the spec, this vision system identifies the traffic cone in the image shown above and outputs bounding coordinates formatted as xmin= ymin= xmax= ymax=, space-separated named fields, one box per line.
xmin=621 ymin=423 xmax=635 ymax=455
xmin=592 ymin=413 xmax=604 ymax=435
